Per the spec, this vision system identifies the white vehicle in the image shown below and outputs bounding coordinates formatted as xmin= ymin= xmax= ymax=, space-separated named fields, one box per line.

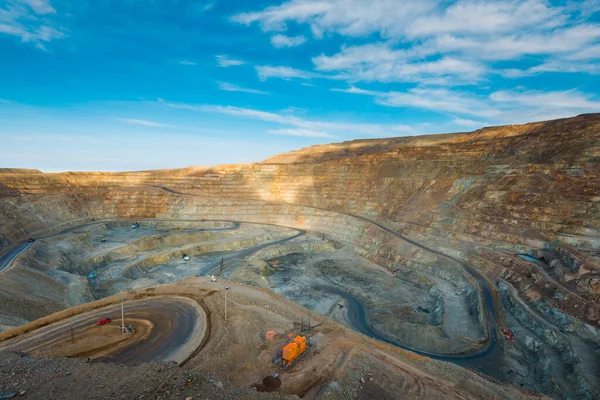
xmin=210 ymin=275 xmax=217 ymax=282
xmin=183 ymin=254 xmax=190 ymax=261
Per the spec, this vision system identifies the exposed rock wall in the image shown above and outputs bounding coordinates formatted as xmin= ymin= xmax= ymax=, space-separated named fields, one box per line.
xmin=1 ymin=114 xmax=599 ymax=329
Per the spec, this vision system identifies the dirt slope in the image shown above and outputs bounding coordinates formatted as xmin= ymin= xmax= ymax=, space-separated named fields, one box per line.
xmin=0 ymin=279 xmax=544 ymax=400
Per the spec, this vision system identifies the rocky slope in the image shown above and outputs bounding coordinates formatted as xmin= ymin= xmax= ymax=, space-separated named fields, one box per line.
xmin=1 ymin=115 xmax=599 ymax=320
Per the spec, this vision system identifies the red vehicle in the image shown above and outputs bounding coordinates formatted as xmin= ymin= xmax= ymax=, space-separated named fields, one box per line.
xmin=97 ymin=318 xmax=111 ymax=326
xmin=501 ymin=328 xmax=516 ymax=342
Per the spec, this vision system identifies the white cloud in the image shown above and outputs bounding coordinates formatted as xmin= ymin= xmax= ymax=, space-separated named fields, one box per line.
xmin=333 ymin=86 xmax=499 ymax=118
xmin=431 ymin=24 xmax=600 ymax=61
xmin=567 ymin=44 xmax=600 ymax=60
xmin=215 ymin=55 xmax=245 ymax=67
xmin=231 ymin=0 xmax=438 ymax=37
xmin=406 ymin=0 xmax=563 ymax=37
xmin=201 ymin=3 xmax=214 ymax=12
xmin=269 ymin=128 xmax=333 ymax=138
xmin=0 ymin=0 xmax=63 ymax=49
xmin=332 ymin=85 xmax=600 ymax=124
xmin=570 ymin=0 xmax=600 ymax=16
xmin=255 ymin=64 xmax=348 ymax=81
xmin=313 ymin=44 xmax=411 ymax=71
xmin=377 ymin=89 xmax=500 ymax=118
xmin=483 ymin=89 xmax=600 ymax=123
xmin=500 ymin=68 xmax=531 ymax=78
xmin=490 ymin=89 xmax=600 ymax=110
xmin=270 ymin=34 xmax=307 ymax=48
xmin=159 ymin=99 xmax=423 ymax=137
xmin=501 ymin=63 xmax=600 ymax=78
xmin=218 ymin=81 xmax=269 ymax=95
xmin=21 ymin=0 xmax=55 ymax=14
xmin=234 ymin=0 xmax=600 ymax=84
xmin=316 ymin=44 xmax=486 ymax=83
xmin=528 ymin=60 xmax=600 ymax=74
xmin=232 ymin=0 xmax=591 ymax=45
xmin=256 ymin=65 xmax=315 ymax=81
xmin=179 ymin=60 xmax=197 ymax=66
xmin=117 ymin=118 xmax=179 ymax=129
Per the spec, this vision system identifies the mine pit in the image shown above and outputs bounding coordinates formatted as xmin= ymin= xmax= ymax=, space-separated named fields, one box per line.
xmin=0 ymin=217 xmax=513 ymax=378
xmin=1 ymin=115 xmax=600 ymax=399
xmin=2 ymin=214 xmax=599 ymax=399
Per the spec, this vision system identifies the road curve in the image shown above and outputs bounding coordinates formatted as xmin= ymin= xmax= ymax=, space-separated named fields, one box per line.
xmin=0 ymin=242 xmax=31 ymax=274
xmin=0 ymin=297 xmax=206 ymax=366
xmin=0 ymin=219 xmax=240 ymax=276
xmin=200 ymin=228 xmax=306 ymax=276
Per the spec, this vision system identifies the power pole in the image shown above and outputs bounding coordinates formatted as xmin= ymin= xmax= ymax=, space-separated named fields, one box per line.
xmin=71 ymin=322 xmax=75 ymax=344
xmin=219 ymin=257 xmax=224 ymax=276
xmin=224 ymin=287 xmax=230 ymax=323
xmin=121 ymin=293 xmax=125 ymax=334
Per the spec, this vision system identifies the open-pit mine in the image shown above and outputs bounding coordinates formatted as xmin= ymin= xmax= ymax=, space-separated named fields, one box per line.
xmin=1 ymin=114 xmax=599 ymax=399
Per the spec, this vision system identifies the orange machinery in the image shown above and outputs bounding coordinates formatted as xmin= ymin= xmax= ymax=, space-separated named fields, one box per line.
xmin=282 ymin=336 xmax=307 ymax=366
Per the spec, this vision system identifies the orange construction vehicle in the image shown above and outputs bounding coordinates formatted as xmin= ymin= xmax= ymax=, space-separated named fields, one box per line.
xmin=273 ymin=335 xmax=313 ymax=369
xmin=282 ymin=336 xmax=307 ymax=366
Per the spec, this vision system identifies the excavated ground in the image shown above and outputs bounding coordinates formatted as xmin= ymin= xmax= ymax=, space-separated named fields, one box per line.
xmin=1 ymin=115 xmax=600 ymax=399
xmin=0 ymin=220 xmax=298 ymax=323
xmin=0 ymin=279 xmax=543 ymax=400
xmin=0 ymin=221 xmax=484 ymax=358
xmin=2 ymin=218 xmax=597 ymax=399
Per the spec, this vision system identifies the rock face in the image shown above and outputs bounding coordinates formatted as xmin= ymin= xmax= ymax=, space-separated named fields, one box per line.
xmin=1 ymin=114 xmax=600 ymax=398
xmin=1 ymin=114 xmax=599 ymax=320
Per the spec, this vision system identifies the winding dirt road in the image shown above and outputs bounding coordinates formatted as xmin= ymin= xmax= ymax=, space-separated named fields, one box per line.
xmin=148 ymin=185 xmax=501 ymax=341
xmin=0 ymin=241 xmax=31 ymax=274
xmin=146 ymin=185 xmax=506 ymax=376
xmin=0 ymin=218 xmax=240 ymax=276
xmin=0 ymin=297 xmax=206 ymax=366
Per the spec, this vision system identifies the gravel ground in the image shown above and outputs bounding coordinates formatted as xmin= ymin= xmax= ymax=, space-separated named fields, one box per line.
xmin=0 ymin=353 xmax=294 ymax=400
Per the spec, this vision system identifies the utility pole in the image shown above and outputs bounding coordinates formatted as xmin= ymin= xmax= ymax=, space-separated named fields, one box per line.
xmin=121 ymin=292 xmax=125 ymax=334
xmin=219 ymin=257 xmax=224 ymax=277
xmin=71 ymin=322 xmax=75 ymax=344
xmin=224 ymin=286 xmax=230 ymax=323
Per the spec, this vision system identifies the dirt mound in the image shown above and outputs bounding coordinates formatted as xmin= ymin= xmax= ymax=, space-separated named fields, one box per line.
xmin=0 ymin=352 xmax=283 ymax=400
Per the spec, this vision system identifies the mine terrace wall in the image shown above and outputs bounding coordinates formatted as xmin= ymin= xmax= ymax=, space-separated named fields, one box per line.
xmin=0 ymin=114 xmax=599 ymax=326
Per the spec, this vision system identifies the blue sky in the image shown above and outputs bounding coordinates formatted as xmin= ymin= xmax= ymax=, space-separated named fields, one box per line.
xmin=1 ymin=0 xmax=599 ymax=171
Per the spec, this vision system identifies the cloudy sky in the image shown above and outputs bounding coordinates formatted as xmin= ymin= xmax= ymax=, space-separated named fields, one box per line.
xmin=1 ymin=0 xmax=599 ymax=171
